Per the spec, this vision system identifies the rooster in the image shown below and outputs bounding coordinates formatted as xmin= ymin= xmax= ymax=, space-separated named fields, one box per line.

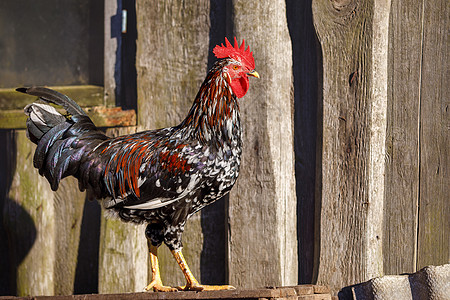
xmin=18 ymin=37 xmax=259 ymax=292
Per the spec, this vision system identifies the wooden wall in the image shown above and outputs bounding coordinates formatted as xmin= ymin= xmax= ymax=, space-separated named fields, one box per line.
xmin=384 ymin=0 xmax=449 ymax=275
xmin=0 ymin=0 xmax=447 ymax=296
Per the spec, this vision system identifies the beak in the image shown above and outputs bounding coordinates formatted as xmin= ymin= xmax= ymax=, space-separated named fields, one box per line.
xmin=247 ymin=70 xmax=260 ymax=78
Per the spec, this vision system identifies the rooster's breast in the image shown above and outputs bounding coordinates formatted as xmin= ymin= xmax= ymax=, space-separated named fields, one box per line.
xmin=193 ymin=141 xmax=242 ymax=211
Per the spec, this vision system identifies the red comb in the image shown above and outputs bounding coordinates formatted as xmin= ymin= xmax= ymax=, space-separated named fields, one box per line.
xmin=213 ymin=37 xmax=255 ymax=70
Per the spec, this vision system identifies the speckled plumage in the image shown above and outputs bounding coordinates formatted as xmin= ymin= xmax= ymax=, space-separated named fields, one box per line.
xmin=20 ymin=38 xmax=258 ymax=291
xmin=21 ymin=58 xmax=244 ymax=251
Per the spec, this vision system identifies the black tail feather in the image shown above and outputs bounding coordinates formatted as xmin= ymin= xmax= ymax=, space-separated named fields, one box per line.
xmin=33 ymin=122 xmax=71 ymax=171
xmin=17 ymin=87 xmax=87 ymax=116
xmin=20 ymin=86 xmax=110 ymax=194
xmin=25 ymin=118 xmax=42 ymax=144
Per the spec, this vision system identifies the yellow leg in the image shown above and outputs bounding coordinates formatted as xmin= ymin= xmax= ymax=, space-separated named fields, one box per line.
xmin=144 ymin=243 xmax=178 ymax=292
xmin=171 ymin=249 xmax=235 ymax=291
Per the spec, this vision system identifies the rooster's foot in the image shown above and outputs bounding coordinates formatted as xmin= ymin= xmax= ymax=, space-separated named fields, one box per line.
xmin=144 ymin=280 xmax=178 ymax=292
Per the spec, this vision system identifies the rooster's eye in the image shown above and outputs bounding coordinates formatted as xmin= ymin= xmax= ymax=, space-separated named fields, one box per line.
xmin=232 ymin=65 xmax=239 ymax=70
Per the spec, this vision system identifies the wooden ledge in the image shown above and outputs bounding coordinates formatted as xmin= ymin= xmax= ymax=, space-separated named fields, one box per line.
xmin=0 ymin=106 xmax=136 ymax=129
xmin=0 ymin=85 xmax=105 ymax=110
xmin=0 ymin=285 xmax=333 ymax=300
xmin=0 ymin=85 xmax=136 ymax=129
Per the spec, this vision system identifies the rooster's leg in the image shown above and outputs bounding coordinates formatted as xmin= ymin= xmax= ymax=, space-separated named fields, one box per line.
xmin=144 ymin=242 xmax=178 ymax=292
xmin=171 ymin=249 xmax=235 ymax=291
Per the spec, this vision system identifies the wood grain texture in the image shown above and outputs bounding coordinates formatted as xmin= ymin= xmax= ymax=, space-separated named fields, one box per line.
xmin=384 ymin=0 xmax=449 ymax=275
xmin=365 ymin=0 xmax=391 ymax=280
xmin=3 ymin=131 xmax=85 ymax=296
xmin=52 ymin=178 xmax=86 ymax=295
xmin=228 ymin=0 xmax=297 ymax=288
xmin=98 ymin=213 xmax=148 ymax=293
xmin=0 ymin=85 xmax=104 ymax=110
xmin=383 ymin=0 xmax=423 ymax=275
xmin=0 ymin=285 xmax=332 ymax=299
xmin=312 ymin=0 xmax=387 ymax=292
xmin=97 ymin=126 xmax=149 ymax=293
xmin=103 ymin=0 xmax=119 ymax=108
xmin=0 ymin=107 xmax=135 ymax=130
xmin=136 ymin=0 xmax=211 ymax=130
xmin=417 ymin=0 xmax=449 ymax=269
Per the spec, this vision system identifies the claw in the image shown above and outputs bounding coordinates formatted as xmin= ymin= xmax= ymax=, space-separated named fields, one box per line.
xmin=171 ymin=249 xmax=235 ymax=291
xmin=146 ymin=243 xmax=178 ymax=292
xmin=147 ymin=241 xmax=234 ymax=293
xmin=144 ymin=280 xmax=178 ymax=292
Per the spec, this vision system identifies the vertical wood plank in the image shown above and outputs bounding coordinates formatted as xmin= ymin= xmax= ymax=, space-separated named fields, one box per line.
xmin=5 ymin=131 xmax=56 ymax=296
xmin=366 ymin=0 xmax=390 ymax=279
xmin=98 ymin=210 xmax=148 ymax=293
xmin=313 ymin=1 xmax=370 ymax=289
xmin=135 ymin=0 xmax=216 ymax=287
xmin=312 ymin=0 xmax=389 ymax=292
xmin=53 ymin=178 xmax=86 ymax=295
xmin=384 ymin=0 xmax=423 ymax=275
xmin=99 ymin=3 xmax=149 ymax=291
xmin=417 ymin=0 xmax=449 ymax=269
xmin=3 ymin=131 xmax=85 ymax=296
xmin=97 ymin=126 xmax=150 ymax=293
xmin=228 ymin=0 xmax=298 ymax=288
xmin=136 ymin=1 xmax=211 ymax=131
xmin=104 ymin=0 xmax=120 ymax=107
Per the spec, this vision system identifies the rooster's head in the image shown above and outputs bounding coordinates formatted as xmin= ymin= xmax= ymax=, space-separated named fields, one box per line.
xmin=213 ymin=37 xmax=259 ymax=98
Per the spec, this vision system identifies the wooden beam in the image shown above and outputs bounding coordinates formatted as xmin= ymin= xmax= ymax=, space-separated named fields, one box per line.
xmin=312 ymin=0 xmax=390 ymax=292
xmin=0 ymin=85 xmax=104 ymax=110
xmin=103 ymin=1 xmax=119 ymax=108
xmin=0 ymin=285 xmax=332 ymax=299
xmin=96 ymin=126 xmax=147 ymax=294
xmin=3 ymin=131 xmax=86 ymax=296
xmin=0 ymin=107 xmax=136 ymax=129
xmin=384 ymin=0 xmax=423 ymax=275
xmin=417 ymin=0 xmax=449 ymax=269
xmin=228 ymin=0 xmax=298 ymax=288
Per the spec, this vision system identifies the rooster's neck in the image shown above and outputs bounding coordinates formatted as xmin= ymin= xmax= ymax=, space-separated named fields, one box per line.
xmin=180 ymin=60 xmax=241 ymax=147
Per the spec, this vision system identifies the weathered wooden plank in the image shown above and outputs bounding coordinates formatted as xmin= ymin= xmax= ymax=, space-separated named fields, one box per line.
xmin=0 ymin=285 xmax=333 ymax=299
xmin=84 ymin=107 xmax=137 ymax=128
xmin=2 ymin=131 xmax=85 ymax=296
xmin=135 ymin=0 xmax=220 ymax=288
xmin=0 ymin=85 xmax=104 ymax=110
xmin=136 ymin=1 xmax=211 ymax=131
xmin=103 ymin=1 xmax=118 ymax=108
xmin=228 ymin=0 xmax=297 ymax=288
xmin=383 ymin=0 xmax=423 ymax=275
xmin=97 ymin=126 xmax=149 ymax=293
xmin=0 ymin=110 xmax=27 ymax=129
xmin=52 ymin=179 xmax=86 ymax=295
xmin=0 ymin=107 xmax=136 ymax=129
xmin=417 ymin=0 xmax=449 ymax=269
xmin=312 ymin=0 xmax=389 ymax=292
xmin=98 ymin=213 xmax=148 ymax=293
xmin=366 ymin=0 xmax=391 ymax=279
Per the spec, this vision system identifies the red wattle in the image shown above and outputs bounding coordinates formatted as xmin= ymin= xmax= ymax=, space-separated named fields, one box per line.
xmin=230 ymin=75 xmax=249 ymax=98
